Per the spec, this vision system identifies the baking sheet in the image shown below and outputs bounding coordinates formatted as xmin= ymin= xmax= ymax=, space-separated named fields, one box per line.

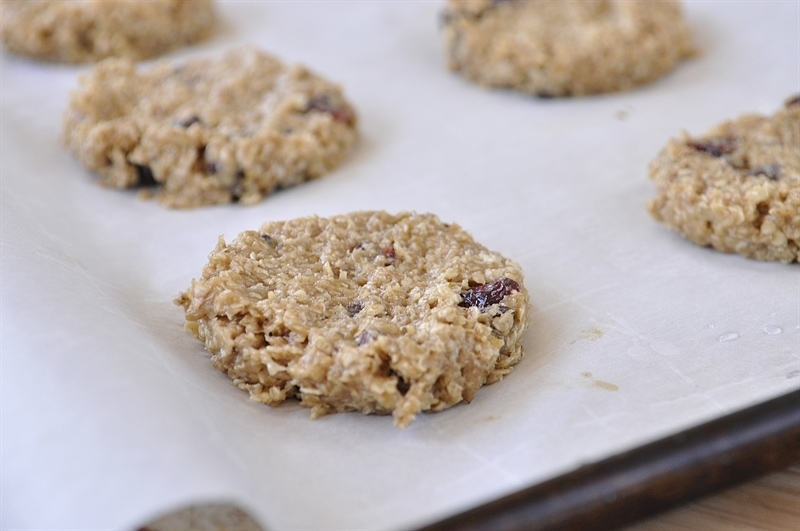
xmin=1 ymin=1 xmax=798 ymax=530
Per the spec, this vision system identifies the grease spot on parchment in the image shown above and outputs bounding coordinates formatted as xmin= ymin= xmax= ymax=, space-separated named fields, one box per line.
xmin=581 ymin=372 xmax=619 ymax=392
xmin=570 ymin=327 xmax=603 ymax=345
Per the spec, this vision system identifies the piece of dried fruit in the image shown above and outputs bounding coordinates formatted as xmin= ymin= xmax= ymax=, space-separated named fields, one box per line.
xmin=687 ymin=137 xmax=738 ymax=157
xmin=785 ymin=94 xmax=800 ymax=107
xmin=306 ymin=95 xmax=356 ymax=126
xmin=230 ymin=170 xmax=245 ymax=202
xmin=459 ymin=277 xmax=520 ymax=309
xmin=750 ymin=163 xmax=781 ymax=181
xmin=205 ymin=160 xmax=219 ymax=175
xmin=346 ymin=301 xmax=363 ymax=316
xmin=178 ymin=115 xmax=201 ymax=128
xmin=381 ymin=246 xmax=395 ymax=258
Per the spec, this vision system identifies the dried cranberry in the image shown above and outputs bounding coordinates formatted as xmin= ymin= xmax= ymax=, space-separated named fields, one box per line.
xmin=381 ymin=246 xmax=395 ymax=259
xmin=306 ymin=95 xmax=356 ymax=126
xmin=381 ymin=245 xmax=397 ymax=266
xmin=459 ymin=277 xmax=520 ymax=309
xmin=687 ymin=137 xmax=737 ymax=157
xmin=750 ymin=163 xmax=781 ymax=181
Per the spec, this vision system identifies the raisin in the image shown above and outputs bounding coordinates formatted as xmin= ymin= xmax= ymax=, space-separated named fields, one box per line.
xmin=750 ymin=163 xmax=781 ymax=181
xmin=687 ymin=137 xmax=737 ymax=157
xmin=459 ymin=277 xmax=520 ymax=309
xmin=786 ymin=94 xmax=800 ymax=107
xmin=346 ymin=301 xmax=363 ymax=316
xmin=306 ymin=95 xmax=356 ymax=126
xmin=205 ymin=161 xmax=219 ymax=175
xmin=178 ymin=115 xmax=201 ymax=128
xmin=133 ymin=164 xmax=158 ymax=188
xmin=231 ymin=170 xmax=245 ymax=202
xmin=356 ymin=329 xmax=378 ymax=346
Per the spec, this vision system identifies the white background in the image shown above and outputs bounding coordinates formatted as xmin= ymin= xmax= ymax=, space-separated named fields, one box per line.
xmin=2 ymin=1 xmax=798 ymax=529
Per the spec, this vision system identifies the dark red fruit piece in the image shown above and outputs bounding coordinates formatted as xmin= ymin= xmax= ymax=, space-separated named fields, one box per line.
xmin=381 ymin=246 xmax=396 ymax=260
xmin=459 ymin=277 xmax=520 ymax=309
xmin=687 ymin=137 xmax=738 ymax=157
xmin=306 ymin=95 xmax=356 ymax=126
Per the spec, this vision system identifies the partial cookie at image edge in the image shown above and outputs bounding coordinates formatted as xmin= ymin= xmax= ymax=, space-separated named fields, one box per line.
xmin=440 ymin=0 xmax=694 ymax=97
xmin=647 ymin=96 xmax=800 ymax=263
xmin=0 ymin=0 xmax=216 ymax=63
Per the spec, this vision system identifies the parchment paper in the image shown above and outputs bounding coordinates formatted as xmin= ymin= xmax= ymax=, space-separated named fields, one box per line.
xmin=2 ymin=1 xmax=798 ymax=530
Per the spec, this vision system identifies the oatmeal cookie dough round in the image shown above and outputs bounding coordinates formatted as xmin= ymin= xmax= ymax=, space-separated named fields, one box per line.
xmin=63 ymin=47 xmax=358 ymax=208
xmin=0 ymin=0 xmax=215 ymax=63
xmin=647 ymin=97 xmax=800 ymax=263
xmin=176 ymin=211 xmax=531 ymax=428
xmin=440 ymin=0 xmax=693 ymax=97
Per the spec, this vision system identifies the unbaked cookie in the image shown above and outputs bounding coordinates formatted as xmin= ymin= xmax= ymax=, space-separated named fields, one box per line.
xmin=175 ymin=211 xmax=530 ymax=428
xmin=647 ymin=97 xmax=800 ymax=263
xmin=64 ymin=47 xmax=358 ymax=208
xmin=0 ymin=0 xmax=215 ymax=63
xmin=440 ymin=0 xmax=693 ymax=97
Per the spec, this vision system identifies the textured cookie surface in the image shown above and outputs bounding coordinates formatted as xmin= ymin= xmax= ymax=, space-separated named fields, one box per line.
xmin=0 ymin=0 xmax=215 ymax=63
xmin=441 ymin=0 xmax=693 ymax=97
xmin=647 ymin=97 xmax=800 ymax=263
xmin=176 ymin=211 xmax=530 ymax=428
xmin=64 ymin=47 xmax=358 ymax=208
